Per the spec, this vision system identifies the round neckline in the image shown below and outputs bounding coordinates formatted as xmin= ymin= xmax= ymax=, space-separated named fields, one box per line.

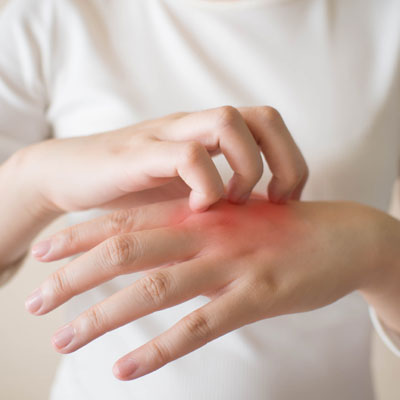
xmin=166 ymin=0 xmax=301 ymax=10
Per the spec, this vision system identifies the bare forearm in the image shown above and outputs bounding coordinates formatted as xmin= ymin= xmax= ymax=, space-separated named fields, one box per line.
xmin=0 ymin=148 xmax=62 ymax=271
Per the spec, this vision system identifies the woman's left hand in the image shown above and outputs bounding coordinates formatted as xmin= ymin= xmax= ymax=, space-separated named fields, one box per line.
xmin=26 ymin=197 xmax=399 ymax=380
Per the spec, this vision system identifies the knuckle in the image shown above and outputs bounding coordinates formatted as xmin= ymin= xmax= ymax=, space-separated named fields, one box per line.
xmin=281 ymin=168 xmax=304 ymax=189
xmin=102 ymin=235 xmax=136 ymax=267
xmin=148 ymin=340 xmax=171 ymax=366
xmin=139 ymin=272 xmax=171 ymax=307
xmin=257 ymin=105 xmax=281 ymax=125
xmin=214 ymin=105 xmax=241 ymax=129
xmin=243 ymin=273 xmax=279 ymax=313
xmin=182 ymin=141 xmax=206 ymax=167
xmin=50 ymin=269 xmax=73 ymax=298
xmin=296 ymin=163 xmax=309 ymax=191
xmin=302 ymin=160 xmax=310 ymax=180
xmin=84 ymin=305 xmax=109 ymax=332
xmin=250 ymin=158 xmax=264 ymax=182
xmin=107 ymin=208 xmax=138 ymax=235
xmin=182 ymin=311 xmax=213 ymax=343
xmin=57 ymin=227 xmax=77 ymax=249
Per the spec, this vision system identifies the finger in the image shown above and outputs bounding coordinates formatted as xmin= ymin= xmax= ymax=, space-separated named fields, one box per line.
xmin=160 ymin=105 xmax=264 ymax=204
xmin=27 ymin=225 xmax=199 ymax=315
xmin=288 ymin=171 xmax=308 ymax=201
xmin=99 ymin=177 xmax=191 ymax=209
xmin=141 ymin=140 xmax=225 ymax=212
xmin=238 ymin=106 xmax=309 ymax=202
xmin=50 ymin=256 xmax=230 ymax=353
xmin=113 ymin=289 xmax=250 ymax=381
xmin=32 ymin=198 xmax=191 ymax=262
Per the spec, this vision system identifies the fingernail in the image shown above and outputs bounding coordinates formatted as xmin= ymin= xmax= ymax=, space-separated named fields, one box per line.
xmin=53 ymin=325 xmax=75 ymax=349
xmin=25 ymin=288 xmax=43 ymax=314
xmin=32 ymin=240 xmax=51 ymax=258
xmin=114 ymin=358 xmax=138 ymax=379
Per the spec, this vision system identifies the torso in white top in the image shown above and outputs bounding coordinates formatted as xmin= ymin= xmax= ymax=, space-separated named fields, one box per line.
xmin=0 ymin=0 xmax=399 ymax=399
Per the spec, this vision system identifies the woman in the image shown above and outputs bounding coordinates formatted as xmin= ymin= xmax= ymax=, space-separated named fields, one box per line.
xmin=0 ymin=0 xmax=399 ymax=398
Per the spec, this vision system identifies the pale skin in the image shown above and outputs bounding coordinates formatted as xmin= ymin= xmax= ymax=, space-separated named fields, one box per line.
xmin=0 ymin=105 xmax=307 ymax=268
xmin=1 ymin=106 xmax=399 ymax=381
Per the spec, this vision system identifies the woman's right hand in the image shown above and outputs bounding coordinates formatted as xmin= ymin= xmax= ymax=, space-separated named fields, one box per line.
xmin=20 ymin=105 xmax=308 ymax=214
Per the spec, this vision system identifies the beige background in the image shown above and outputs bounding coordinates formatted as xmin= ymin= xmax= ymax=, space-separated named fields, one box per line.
xmin=0 ymin=0 xmax=399 ymax=398
xmin=0 ymin=218 xmax=65 ymax=400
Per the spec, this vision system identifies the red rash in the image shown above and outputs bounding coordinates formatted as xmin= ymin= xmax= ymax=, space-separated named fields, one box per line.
xmin=169 ymin=195 xmax=303 ymax=258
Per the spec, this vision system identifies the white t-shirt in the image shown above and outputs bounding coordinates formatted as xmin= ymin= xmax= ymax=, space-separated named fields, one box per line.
xmin=1 ymin=0 xmax=400 ymax=399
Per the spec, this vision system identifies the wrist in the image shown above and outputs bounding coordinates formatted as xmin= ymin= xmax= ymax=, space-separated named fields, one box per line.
xmin=0 ymin=148 xmax=63 ymax=268
xmin=9 ymin=143 xmax=64 ymax=221
xmin=7 ymin=144 xmax=64 ymax=219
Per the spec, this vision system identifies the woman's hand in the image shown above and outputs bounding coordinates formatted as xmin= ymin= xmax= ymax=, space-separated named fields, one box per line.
xmin=19 ymin=105 xmax=307 ymax=215
xmin=26 ymin=197 xmax=400 ymax=380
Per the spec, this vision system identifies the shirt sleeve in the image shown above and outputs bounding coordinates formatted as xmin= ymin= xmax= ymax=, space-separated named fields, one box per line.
xmin=369 ymin=306 xmax=400 ymax=357
xmin=0 ymin=0 xmax=51 ymax=163
xmin=0 ymin=0 xmax=52 ymax=284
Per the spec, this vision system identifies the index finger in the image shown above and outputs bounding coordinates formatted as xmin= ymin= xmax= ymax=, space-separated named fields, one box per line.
xmin=32 ymin=198 xmax=191 ymax=262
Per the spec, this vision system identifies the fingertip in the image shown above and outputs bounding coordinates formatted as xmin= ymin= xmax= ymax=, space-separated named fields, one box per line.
xmin=112 ymin=363 xmax=124 ymax=380
xmin=51 ymin=324 xmax=76 ymax=353
xmin=24 ymin=288 xmax=43 ymax=315
xmin=268 ymin=195 xmax=289 ymax=205
xmin=113 ymin=358 xmax=139 ymax=381
xmin=51 ymin=342 xmax=72 ymax=354
xmin=226 ymin=173 xmax=253 ymax=205
xmin=191 ymin=204 xmax=210 ymax=213
xmin=228 ymin=190 xmax=250 ymax=205
xmin=268 ymin=193 xmax=289 ymax=205
xmin=31 ymin=239 xmax=52 ymax=260
xmin=267 ymin=180 xmax=291 ymax=205
xmin=189 ymin=191 xmax=214 ymax=213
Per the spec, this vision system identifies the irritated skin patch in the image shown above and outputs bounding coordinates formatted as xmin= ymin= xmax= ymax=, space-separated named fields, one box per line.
xmin=168 ymin=195 xmax=300 ymax=259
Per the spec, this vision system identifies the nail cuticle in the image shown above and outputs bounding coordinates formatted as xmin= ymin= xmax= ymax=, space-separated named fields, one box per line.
xmin=115 ymin=358 xmax=139 ymax=379
xmin=25 ymin=288 xmax=43 ymax=314
xmin=53 ymin=324 xmax=75 ymax=349
xmin=32 ymin=239 xmax=52 ymax=259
